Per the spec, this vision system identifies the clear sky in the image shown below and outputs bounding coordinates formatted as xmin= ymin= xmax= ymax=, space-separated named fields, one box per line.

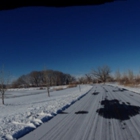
xmin=0 ymin=0 xmax=140 ymax=79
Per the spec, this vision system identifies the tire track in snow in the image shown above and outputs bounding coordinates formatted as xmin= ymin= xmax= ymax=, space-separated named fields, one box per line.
xmin=74 ymin=85 xmax=104 ymax=140
xmin=105 ymin=85 xmax=140 ymax=140
xmin=104 ymin=85 xmax=128 ymax=140
xmin=61 ymin=88 xmax=100 ymax=140
xmin=19 ymin=84 xmax=140 ymax=140
xmin=108 ymin=86 xmax=140 ymax=140
xmin=105 ymin=85 xmax=135 ymax=140
xmin=92 ymin=85 xmax=107 ymax=140
xmin=35 ymin=87 xmax=96 ymax=140
xmin=100 ymin=86 xmax=117 ymax=140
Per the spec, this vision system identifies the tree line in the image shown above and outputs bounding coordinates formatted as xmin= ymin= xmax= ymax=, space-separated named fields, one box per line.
xmin=0 ymin=68 xmax=76 ymax=104
xmin=78 ymin=65 xmax=140 ymax=86
xmin=1 ymin=65 xmax=140 ymax=105
xmin=12 ymin=70 xmax=76 ymax=88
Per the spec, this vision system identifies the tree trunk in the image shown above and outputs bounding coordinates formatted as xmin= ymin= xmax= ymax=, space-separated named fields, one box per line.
xmin=2 ymin=93 xmax=4 ymax=105
xmin=47 ymin=86 xmax=50 ymax=97
xmin=79 ymin=85 xmax=81 ymax=92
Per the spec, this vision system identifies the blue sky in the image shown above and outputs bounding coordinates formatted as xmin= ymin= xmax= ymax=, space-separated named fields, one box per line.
xmin=0 ymin=0 xmax=140 ymax=79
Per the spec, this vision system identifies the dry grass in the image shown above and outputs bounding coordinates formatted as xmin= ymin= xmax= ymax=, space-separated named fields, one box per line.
xmin=116 ymin=70 xmax=140 ymax=87
xmin=123 ymin=83 xmax=136 ymax=87
xmin=118 ymin=78 xmax=140 ymax=87
xmin=67 ymin=84 xmax=77 ymax=88
xmin=53 ymin=84 xmax=77 ymax=91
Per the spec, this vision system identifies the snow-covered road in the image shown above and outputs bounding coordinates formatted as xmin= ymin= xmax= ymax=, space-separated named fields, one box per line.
xmin=19 ymin=84 xmax=140 ymax=140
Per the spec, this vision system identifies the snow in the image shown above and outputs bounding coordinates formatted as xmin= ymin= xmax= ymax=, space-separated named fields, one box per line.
xmin=4 ymin=135 xmax=13 ymax=140
xmin=0 ymin=85 xmax=92 ymax=140
xmin=19 ymin=84 xmax=140 ymax=140
xmin=107 ymin=83 xmax=140 ymax=94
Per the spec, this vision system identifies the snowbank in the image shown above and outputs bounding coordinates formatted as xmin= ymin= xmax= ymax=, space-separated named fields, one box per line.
xmin=107 ymin=83 xmax=140 ymax=94
xmin=0 ymin=85 xmax=92 ymax=140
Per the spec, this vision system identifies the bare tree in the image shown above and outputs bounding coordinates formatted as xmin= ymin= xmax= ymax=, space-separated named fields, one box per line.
xmin=91 ymin=65 xmax=111 ymax=84
xmin=12 ymin=69 xmax=75 ymax=88
xmin=43 ymin=68 xmax=52 ymax=97
xmin=29 ymin=71 xmax=42 ymax=87
xmin=12 ymin=75 xmax=30 ymax=88
xmin=85 ymin=74 xmax=93 ymax=84
xmin=127 ymin=70 xmax=134 ymax=83
xmin=120 ymin=70 xmax=134 ymax=85
xmin=78 ymin=77 xmax=85 ymax=84
xmin=115 ymin=69 xmax=121 ymax=82
xmin=0 ymin=67 xmax=10 ymax=105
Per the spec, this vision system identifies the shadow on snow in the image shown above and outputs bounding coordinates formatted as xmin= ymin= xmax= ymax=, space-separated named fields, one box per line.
xmin=112 ymin=88 xmax=127 ymax=92
xmin=96 ymin=99 xmax=140 ymax=121
xmin=75 ymin=111 xmax=88 ymax=114
xmin=92 ymin=92 xmax=99 ymax=95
